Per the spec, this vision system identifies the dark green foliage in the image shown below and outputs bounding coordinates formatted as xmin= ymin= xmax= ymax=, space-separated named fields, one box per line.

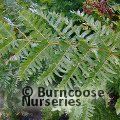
xmin=91 ymin=98 xmax=120 ymax=120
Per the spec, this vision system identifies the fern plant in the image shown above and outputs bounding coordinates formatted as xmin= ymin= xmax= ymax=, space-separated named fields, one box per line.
xmin=0 ymin=1 xmax=120 ymax=120
xmin=1 ymin=5 xmax=119 ymax=88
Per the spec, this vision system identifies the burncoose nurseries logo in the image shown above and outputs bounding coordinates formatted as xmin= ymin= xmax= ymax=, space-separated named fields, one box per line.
xmin=22 ymin=86 xmax=104 ymax=107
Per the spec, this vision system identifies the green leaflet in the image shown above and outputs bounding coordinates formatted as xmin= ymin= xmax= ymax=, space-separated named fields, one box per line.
xmin=58 ymin=66 xmax=77 ymax=89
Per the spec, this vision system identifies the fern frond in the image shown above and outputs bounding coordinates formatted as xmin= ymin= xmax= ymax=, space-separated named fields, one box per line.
xmin=19 ymin=40 xmax=49 ymax=79
xmin=1 ymin=6 xmax=119 ymax=89
xmin=30 ymin=6 xmax=92 ymax=41
xmin=37 ymin=41 xmax=70 ymax=85
xmin=71 ymin=11 xmax=113 ymax=36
